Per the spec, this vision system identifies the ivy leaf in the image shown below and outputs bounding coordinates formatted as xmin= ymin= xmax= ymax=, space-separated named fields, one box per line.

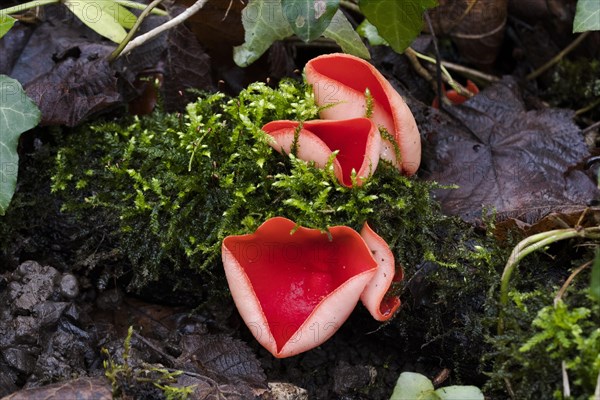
xmin=233 ymin=0 xmax=293 ymax=67
xmin=573 ymin=0 xmax=600 ymax=33
xmin=356 ymin=19 xmax=389 ymax=46
xmin=323 ymin=10 xmax=370 ymax=59
xmin=358 ymin=0 xmax=438 ymax=53
xmin=389 ymin=372 xmax=437 ymax=400
xmin=435 ymin=386 xmax=484 ymax=400
xmin=282 ymin=0 xmax=339 ymax=42
xmin=0 ymin=75 xmax=41 ymax=216
xmin=0 ymin=13 xmax=16 ymax=39
xmin=63 ymin=0 xmax=129 ymax=43
xmin=101 ymin=0 xmax=137 ymax=30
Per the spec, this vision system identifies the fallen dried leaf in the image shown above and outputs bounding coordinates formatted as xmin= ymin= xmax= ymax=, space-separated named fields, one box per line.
xmin=1 ymin=377 xmax=112 ymax=400
xmin=421 ymin=77 xmax=598 ymax=222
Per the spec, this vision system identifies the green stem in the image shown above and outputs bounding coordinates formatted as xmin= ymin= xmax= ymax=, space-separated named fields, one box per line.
xmin=497 ymin=227 xmax=600 ymax=334
xmin=407 ymin=48 xmax=454 ymax=84
xmin=339 ymin=0 xmax=360 ymax=13
xmin=0 ymin=0 xmax=58 ymax=15
xmin=405 ymin=47 xmax=475 ymax=98
xmin=114 ymin=0 xmax=167 ymax=16
xmin=109 ymin=0 xmax=164 ymax=62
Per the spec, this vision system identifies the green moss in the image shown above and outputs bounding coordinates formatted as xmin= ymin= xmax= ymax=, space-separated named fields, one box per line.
xmin=37 ymin=77 xmax=600 ymax=399
xmin=52 ymin=79 xmax=448 ymax=290
xmin=546 ymin=59 xmax=600 ymax=118
xmin=484 ymin=259 xmax=600 ymax=400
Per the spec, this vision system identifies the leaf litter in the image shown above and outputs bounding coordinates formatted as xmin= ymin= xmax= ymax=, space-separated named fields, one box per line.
xmin=421 ymin=77 xmax=598 ymax=223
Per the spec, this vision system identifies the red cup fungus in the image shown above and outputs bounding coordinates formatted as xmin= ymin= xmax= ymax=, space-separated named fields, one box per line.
xmin=432 ymin=79 xmax=480 ymax=109
xmin=221 ymin=217 xmax=401 ymax=358
xmin=262 ymin=118 xmax=381 ymax=187
xmin=304 ymin=53 xmax=421 ymax=175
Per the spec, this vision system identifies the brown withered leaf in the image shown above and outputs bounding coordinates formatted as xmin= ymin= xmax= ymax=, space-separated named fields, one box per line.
xmin=161 ymin=23 xmax=214 ymax=111
xmin=24 ymin=44 xmax=122 ymax=127
xmin=179 ymin=334 xmax=267 ymax=389
xmin=494 ymin=206 xmax=600 ymax=241
xmin=0 ymin=3 xmax=214 ymax=126
xmin=1 ymin=377 xmax=112 ymax=400
xmin=6 ymin=7 xmax=170 ymax=126
xmin=421 ymin=77 xmax=598 ymax=223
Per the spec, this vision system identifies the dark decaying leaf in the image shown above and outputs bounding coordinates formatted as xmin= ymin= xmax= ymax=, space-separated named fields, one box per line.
xmin=24 ymin=44 xmax=122 ymax=127
xmin=1 ymin=377 xmax=112 ymax=400
xmin=421 ymin=77 xmax=598 ymax=223
xmin=0 ymin=4 xmax=215 ymax=126
xmin=494 ymin=207 xmax=600 ymax=241
xmin=0 ymin=5 xmax=169 ymax=127
xmin=161 ymin=23 xmax=214 ymax=111
xmin=179 ymin=334 xmax=267 ymax=389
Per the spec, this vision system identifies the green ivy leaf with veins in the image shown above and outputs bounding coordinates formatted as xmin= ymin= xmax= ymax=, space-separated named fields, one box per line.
xmin=234 ymin=0 xmax=369 ymax=67
xmin=234 ymin=0 xmax=293 ymax=67
xmin=389 ymin=372 xmax=484 ymax=400
xmin=573 ymin=0 xmax=600 ymax=32
xmin=63 ymin=0 xmax=137 ymax=43
xmin=282 ymin=0 xmax=340 ymax=42
xmin=0 ymin=75 xmax=41 ymax=216
xmin=0 ymin=13 xmax=16 ymax=39
xmin=323 ymin=10 xmax=370 ymax=59
xmin=356 ymin=19 xmax=389 ymax=46
xmin=359 ymin=0 xmax=438 ymax=53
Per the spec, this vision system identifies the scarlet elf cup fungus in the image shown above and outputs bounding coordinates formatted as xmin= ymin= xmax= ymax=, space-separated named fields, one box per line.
xmin=304 ymin=53 xmax=421 ymax=175
xmin=221 ymin=217 xmax=401 ymax=358
xmin=262 ymin=118 xmax=381 ymax=187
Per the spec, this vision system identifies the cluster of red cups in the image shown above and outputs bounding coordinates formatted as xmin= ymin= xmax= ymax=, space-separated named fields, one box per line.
xmin=221 ymin=54 xmax=422 ymax=358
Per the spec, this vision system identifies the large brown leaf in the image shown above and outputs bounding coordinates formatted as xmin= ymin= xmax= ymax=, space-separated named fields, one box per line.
xmin=1 ymin=4 xmax=215 ymax=126
xmin=421 ymin=77 xmax=597 ymax=222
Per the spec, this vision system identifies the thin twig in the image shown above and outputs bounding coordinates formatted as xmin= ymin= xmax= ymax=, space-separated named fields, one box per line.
xmin=497 ymin=226 xmax=600 ymax=334
xmin=576 ymin=97 xmax=600 ymax=116
xmin=117 ymin=0 xmax=209 ymax=59
xmin=440 ymin=60 xmax=500 ymax=83
xmin=424 ymin=11 xmax=443 ymax=110
xmin=582 ymin=120 xmax=600 ymax=135
xmin=526 ymin=32 xmax=591 ymax=81
xmin=114 ymin=0 xmax=167 ymax=15
xmin=553 ymin=260 xmax=592 ymax=306
xmin=109 ymin=0 xmax=165 ymax=61
xmin=406 ymin=48 xmax=474 ymax=99
xmin=562 ymin=360 xmax=571 ymax=399
xmin=340 ymin=0 xmax=361 ymax=14
xmin=404 ymin=48 xmax=436 ymax=92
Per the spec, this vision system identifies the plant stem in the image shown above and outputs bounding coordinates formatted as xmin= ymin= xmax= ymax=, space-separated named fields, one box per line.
xmin=405 ymin=48 xmax=454 ymax=86
xmin=406 ymin=47 xmax=476 ymax=99
xmin=0 ymin=0 xmax=58 ymax=15
xmin=497 ymin=226 xmax=600 ymax=334
xmin=440 ymin=60 xmax=500 ymax=83
xmin=116 ymin=0 xmax=209 ymax=59
xmin=526 ymin=31 xmax=590 ymax=81
xmin=554 ymin=260 xmax=592 ymax=306
xmin=575 ymin=97 xmax=600 ymax=116
xmin=114 ymin=0 xmax=167 ymax=16
xmin=109 ymin=0 xmax=165 ymax=61
xmin=583 ymin=120 xmax=600 ymax=135
xmin=339 ymin=0 xmax=360 ymax=14
xmin=424 ymin=11 xmax=444 ymax=109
